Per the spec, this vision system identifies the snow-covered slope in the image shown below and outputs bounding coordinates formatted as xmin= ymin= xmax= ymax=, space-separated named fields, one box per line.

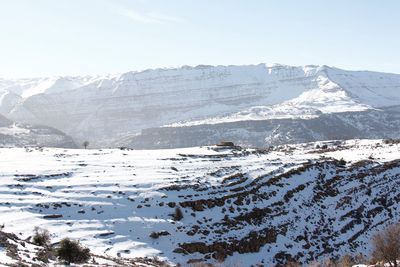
xmin=166 ymin=66 xmax=382 ymax=127
xmin=128 ymin=105 xmax=400 ymax=149
xmin=0 ymin=230 xmax=170 ymax=266
xmin=1 ymin=64 xmax=399 ymax=147
xmin=0 ymin=114 xmax=76 ymax=148
xmin=1 ymin=139 xmax=400 ymax=266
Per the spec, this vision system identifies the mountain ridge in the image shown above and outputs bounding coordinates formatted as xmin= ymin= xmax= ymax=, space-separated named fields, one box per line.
xmin=0 ymin=63 xmax=399 ymax=148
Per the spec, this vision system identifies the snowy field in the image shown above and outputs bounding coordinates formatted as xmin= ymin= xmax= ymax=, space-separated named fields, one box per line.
xmin=0 ymin=139 xmax=399 ymax=266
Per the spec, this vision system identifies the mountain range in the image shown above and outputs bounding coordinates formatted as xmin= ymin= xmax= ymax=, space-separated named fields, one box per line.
xmin=0 ymin=64 xmax=400 ymax=148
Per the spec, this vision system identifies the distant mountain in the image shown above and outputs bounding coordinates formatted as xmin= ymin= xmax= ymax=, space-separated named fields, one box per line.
xmin=1 ymin=64 xmax=399 ymax=148
xmin=0 ymin=113 xmax=76 ymax=148
xmin=127 ymin=105 xmax=400 ymax=149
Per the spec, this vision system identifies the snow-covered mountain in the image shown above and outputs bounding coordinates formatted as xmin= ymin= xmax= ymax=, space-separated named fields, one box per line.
xmin=128 ymin=105 xmax=400 ymax=149
xmin=0 ymin=113 xmax=76 ymax=148
xmin=0 ymin=139 xmax=400 ymax=266
xmin=1 ymin=64 xmax=400 ymax=148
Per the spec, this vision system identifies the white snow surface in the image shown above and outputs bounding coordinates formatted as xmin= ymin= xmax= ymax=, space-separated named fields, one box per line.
xmin=0 ymin=139 xmax=399 ymax=265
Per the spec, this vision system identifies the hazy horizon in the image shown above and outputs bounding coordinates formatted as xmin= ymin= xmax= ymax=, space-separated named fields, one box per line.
xmin=2 ymin=62 xmax=400 ymax=79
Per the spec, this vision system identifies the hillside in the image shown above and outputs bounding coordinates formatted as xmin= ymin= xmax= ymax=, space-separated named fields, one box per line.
xmin=1 ymin=64 xmax=400 ymax=148
xmin=0 ymin=114 xmax=76 ymax=148
xmin=0 ymin=230 xmax=170 ymax=266
xmin=1 ymin=139 xmax=400 ymax=266
xmin=127 ymin=105 xmax=400 ymax=149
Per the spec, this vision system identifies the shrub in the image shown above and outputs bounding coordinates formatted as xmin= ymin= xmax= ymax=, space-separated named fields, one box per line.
xmin=32 ymin=227 xmax=51 ymax=247
xmin=338 ymin=158 xmax=346 ymax=166
xmin=36 ymin=248 xmax=54 ymax=263
xmin=173 ymin=207 xmax=183 ymax=221
xmin=371 ymin=224 xmax=400 ymax=267
xmin=336 ymin=254 xmax=355 ymax=267
xmin=56 ymin=238 xmax=90 ymax=264
xmin=149 ymin=231 xmax=159 ymax=239
xmin=283 ymin=261 xmax=301 ymax=267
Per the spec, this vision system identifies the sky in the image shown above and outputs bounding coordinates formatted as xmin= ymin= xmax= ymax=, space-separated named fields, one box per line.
xmin=0 ymin=0 xmax=399 ymax=78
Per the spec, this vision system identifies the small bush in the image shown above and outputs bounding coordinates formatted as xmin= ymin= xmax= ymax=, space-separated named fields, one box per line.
xmin=283 ymin=261 xmax=301 ymax=267
xmin=371 ymin=224 xmax=400 ymax=267
xmin=336 ymin=254 xmax=355 ymax=267
xmin=338 ymin=158 xmax=346 ymax=166
xmin=173 ymin=207 xmax=183 ymax=221
xmin=150 ymin=231 xmax=159 ymax=239
xmin=150 ymin=231 xmax=170 ymax=239
xmin=56 ymin=238 xmax=90 ymax=264
xmin=36 ymin=248 xmax=54 ymax=263
xmin=32 ymin=227 xmax=51 ymax=247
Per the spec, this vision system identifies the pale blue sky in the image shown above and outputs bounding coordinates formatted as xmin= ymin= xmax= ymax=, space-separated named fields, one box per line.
xmin=0 ymin=0 xmax=399 ymax=77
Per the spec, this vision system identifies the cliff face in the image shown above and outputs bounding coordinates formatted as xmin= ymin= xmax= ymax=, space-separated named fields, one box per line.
xmin=1 ymin=64 xmax=400 ymax=147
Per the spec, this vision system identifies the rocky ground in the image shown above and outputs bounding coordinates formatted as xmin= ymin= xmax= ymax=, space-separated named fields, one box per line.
xmin=0 ymin=139 xmax=399 ymax=266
